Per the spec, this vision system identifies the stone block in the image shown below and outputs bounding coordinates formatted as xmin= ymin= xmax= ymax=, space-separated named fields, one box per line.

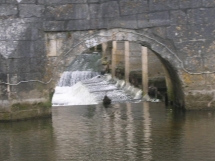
xmin=33 ymin=40 xmax=46 ymax=56
xmin=10 ymin=72 xmax=43 ymax=83
xmin=149 ymin=11 xmax=170 ymax=27
xmin=119 ymin=0 xmax=148 ymax=15
xmin=179 ymin=0 xmax=202 ymax=9
xmin=88 ymin=0 xmax=99 ymax=3
xmin=149 ymin=0 xmax=179 ymax=11
xmin=172 ymin=41 xmax=205 ymax=60
xmin=0 ymin=4 xmax=18 ymax=16
xmin=5 ymin=19 xmax=31 ymax=40
xmin=202 ymin=8 xmax=215 ymax=24
xmin=32 ymin=26 xmax=44 ymax=41
xmin=30 ymin=57 xmax=46 ymax=73
xmin=0 ymin=41 xmax=7 ymax=59
xmin=202 ymin=40 xmax=215 ymax=57
xmin=6 ymin=20 xmax=42 ymax=41
xmin=100 ymin=1 xmax=119 ymax=18
xmin=0 ymin=84 xmax=7 ymax=101
xmin=0 ymin=22 xmax=6 ymax=40
xmin=19 ymin=4 xmax=44 ymax=18
xmin=11 ymin=109 xmax=39 ymax=120
xmin=91 ymin=16 xmax=137 ymax=30
xmin=205 ymin=73 xmax=215 ymax=86
xmin=11 ymin=81 xmax=34 ymax=94
xmin=138 ymin=11 xmax=170 ymax=28
xmin=108 ymin=15 xmax=138 ymax=29
xmin=187 ymin=9 xmax=204 ymax=24
xmin=0 ymin=58 xmax=7 ymax=73
xmin=89 ymin=18 xmax=109 ymax=29
xmin=151 ymin=27 xmax=167 ymax=39
xmin=89 ymin=1 xmax=119 ymax=19
xmin=201 ymin=51 xmax=215 ymax=72
xmin=45 ymin=4 xmax=89 ymax=20
xmin=137 ymin=13 xmax=151 ymax=28
xmin=45 ymin=0 xmax=87 ymax=4
xmin=19 ymin=0 xmax=36 ymax=3
xmin=203 ymin=0 xmax=215 ymax=7
xmin=166 ymin=25 xmax=192 ymax=42
xmin=7 ymin=41 xmax=35 ymax=58
xmin=188 ymin=8 xmax=215 ymax=25
xmin=89 ymin=3 xmax=100 ymax=19
xmin=66 ymin=19 xmax=90 ymax=30
xmin=5 ymin=0 xmax=18 ymax=3
xmin=184 ymin=57 xmax=203 ymax=72
xmin=170 ymin=10 xmax=187 ymax=25
xmin=8 ymin=58 xmax=31 ymax=73
xmin=37 ymin=0 xmax=45 ymax=4
xmin=43 ymin=21 xmax=66 ymax=31
xmin=191 ymin=24 xmax=215 ymax=40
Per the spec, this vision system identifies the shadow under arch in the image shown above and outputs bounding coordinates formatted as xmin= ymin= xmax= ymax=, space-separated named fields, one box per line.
xmin=51 ymin=29 xmax=185 ymax=109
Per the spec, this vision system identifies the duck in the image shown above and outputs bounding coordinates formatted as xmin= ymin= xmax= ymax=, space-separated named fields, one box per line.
xmin=103 ymin=95 xmax=111 ymax=105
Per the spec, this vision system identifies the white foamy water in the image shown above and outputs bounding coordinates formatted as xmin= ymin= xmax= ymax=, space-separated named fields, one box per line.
xmin=52 ymin=71 xmax=143 ymax=106
xmin=58 ymin=71 xmax=98 ymax=87
xmin=52 ymin=82 xmax=98 ymax=106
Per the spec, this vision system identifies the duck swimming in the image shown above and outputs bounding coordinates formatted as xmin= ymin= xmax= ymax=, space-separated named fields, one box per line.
xmin=103 ymin=95 xmax=111 ymax=105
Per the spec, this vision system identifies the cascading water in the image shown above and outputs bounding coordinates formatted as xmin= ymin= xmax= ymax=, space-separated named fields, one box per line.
xmin=52 ymin=73 xmax=143 ymax=106
xmin=67 ymin=52 xmax=102 ymax=72
xmin=52 ymin=52 xmax=143 ymax=106
xmin=58 ymin=71 xmax=99 ymax=87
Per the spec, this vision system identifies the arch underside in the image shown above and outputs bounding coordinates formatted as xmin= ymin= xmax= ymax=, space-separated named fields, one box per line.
xmin=50 ymin=28 xmax=184 ymax=108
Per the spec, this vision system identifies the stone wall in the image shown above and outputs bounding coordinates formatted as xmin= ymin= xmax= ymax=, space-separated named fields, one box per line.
xmin=0 ymin=0 xmax=215 ymax=114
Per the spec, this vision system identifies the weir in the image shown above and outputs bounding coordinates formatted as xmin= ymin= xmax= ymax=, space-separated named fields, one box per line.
xmin=52 ymin=46 xmax=158 ymax=107
xmin=1 ymin=0 xmax=215 ymax=121
xmin=52 ymin=72 xmax=143 ymax=106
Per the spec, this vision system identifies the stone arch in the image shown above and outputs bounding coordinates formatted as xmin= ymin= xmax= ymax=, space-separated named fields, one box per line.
xmin=49 ymin=29 xmax=184 ymax=108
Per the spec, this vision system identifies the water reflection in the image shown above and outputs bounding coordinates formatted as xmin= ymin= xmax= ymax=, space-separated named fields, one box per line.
xmin=52 ymin=103 xmax=155 ymax=160
xmin=0 ymin=119 xmax=56 ymax=161
xmin=126 ymin=103 xmax=135 ymax=160
xmin=143 ymin=102 xmax=152 ymax=161
xmin=1 ymin=103 xmax=215 ymax=161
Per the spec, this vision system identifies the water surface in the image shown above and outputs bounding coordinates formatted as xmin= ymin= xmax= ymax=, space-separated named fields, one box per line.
xmin=1 ymin=102 xmax=215 ymax=161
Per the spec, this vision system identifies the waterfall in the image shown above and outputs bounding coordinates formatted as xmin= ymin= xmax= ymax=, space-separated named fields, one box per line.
xmin=52 ymin=52 xmax=143 ymax=106
xmin=67 ymin=52 xmax=102 ymax=72
xmin=58 ymin=71 xmax=99 ymax=87
xmin=52 ymin=72 xmax=143 ymax=106
xmin=52 ymin=82 xmax=98 ymax=106
xmin=52 ymin=71 xmax=99 ymax=106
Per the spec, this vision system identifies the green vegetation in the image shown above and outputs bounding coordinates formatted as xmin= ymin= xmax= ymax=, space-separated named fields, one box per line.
xmin=11 ymin=101 xmax=51 ymax=112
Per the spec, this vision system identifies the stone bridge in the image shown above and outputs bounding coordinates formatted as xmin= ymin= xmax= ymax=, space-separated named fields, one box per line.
xmin=1 ymin=0 xmax=215 ymax=120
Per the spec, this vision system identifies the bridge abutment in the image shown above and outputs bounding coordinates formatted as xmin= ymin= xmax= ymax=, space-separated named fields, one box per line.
xmin=1 ymin=0 xmax=215 ymax=120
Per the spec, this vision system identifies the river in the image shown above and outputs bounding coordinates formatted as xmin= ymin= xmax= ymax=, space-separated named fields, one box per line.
xmin=1 ymin=102 xmax=215 ymax=161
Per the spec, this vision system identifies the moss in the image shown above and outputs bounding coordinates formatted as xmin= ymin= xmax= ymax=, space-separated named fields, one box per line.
xmin=37 ymin=101 xmax=52 ymax=108
xmin=11 ymin=101 xmax=51 ymax=112
xmin=49 ymin=91 xmax=54 ymax=102
xmin=1 ymin=101 xmax=52 ymax=121
xmin=12 ymin=103 xmax=30 ymax=111
xmin=0 ymin=113 xmax=11 ymax=120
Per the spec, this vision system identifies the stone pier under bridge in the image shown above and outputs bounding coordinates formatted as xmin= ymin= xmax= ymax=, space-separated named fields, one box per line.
xmin=1 ymin=0 xmax=215 ymax=120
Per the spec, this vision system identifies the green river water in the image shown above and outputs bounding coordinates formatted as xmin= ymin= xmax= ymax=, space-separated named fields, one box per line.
xmin=1 ymin=102 xmax=215 ymax=161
